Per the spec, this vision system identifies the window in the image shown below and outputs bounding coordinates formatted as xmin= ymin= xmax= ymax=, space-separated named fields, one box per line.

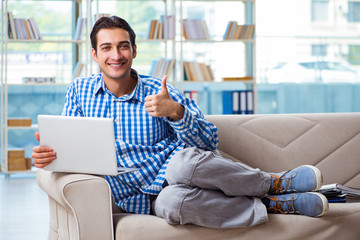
xmin=348 ymin=1 xmax=360 ymax=22
xmin=312 ymin=44 xmax=327 ymax=56
xmin=311 ymin=0 xmax=329 ymax=22
xmin=347 ymin=45 xmax=360 ymax=64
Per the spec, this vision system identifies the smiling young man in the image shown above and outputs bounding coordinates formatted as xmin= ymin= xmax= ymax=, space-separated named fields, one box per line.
xmin=32 ymin=16 xmax=329 ymax=229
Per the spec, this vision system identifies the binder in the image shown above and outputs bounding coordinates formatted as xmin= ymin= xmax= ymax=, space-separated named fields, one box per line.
xmin=184 ymin=90 xmax=199 ymax=105
xmin=246 ymin=90 xmax=254 ymax=114
xmin=232 ymin=91 xmax=240 ymax=114
xmin=222 ymin=91 xmax=233 ymax=114
xmin=240 ymin=91 xmax=247 ymax=114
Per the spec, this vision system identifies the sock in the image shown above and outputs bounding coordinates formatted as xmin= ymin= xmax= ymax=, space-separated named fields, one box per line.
xmin=261 ymin=197 xmax=270 ymax=208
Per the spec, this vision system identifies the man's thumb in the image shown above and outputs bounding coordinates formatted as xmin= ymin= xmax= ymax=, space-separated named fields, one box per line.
xmin=160 ymin=75 xmax=168 ymax=94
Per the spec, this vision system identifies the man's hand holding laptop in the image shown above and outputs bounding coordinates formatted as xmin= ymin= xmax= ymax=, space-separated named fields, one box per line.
xmin=32 ymin=132 xmax=57 ymax=169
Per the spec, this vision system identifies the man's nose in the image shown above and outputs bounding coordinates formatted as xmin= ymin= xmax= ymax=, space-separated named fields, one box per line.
xmin=111 ymin=48 xmax=122 ymax=59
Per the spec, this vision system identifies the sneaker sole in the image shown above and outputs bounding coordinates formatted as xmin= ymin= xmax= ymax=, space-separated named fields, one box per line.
xmin=303 ymin=165 xmax=323 ymax=191
xmin=309 ymin=192 xmax=329 ymax=217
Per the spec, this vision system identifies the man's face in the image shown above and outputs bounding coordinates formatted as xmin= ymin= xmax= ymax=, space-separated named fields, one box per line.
xmin=92 ymin=28 xmax=137 ymax=83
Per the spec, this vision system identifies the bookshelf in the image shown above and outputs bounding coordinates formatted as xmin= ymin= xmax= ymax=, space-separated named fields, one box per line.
xmin=176 ymin=0 xmax=256 ymax=115
xmin=0 ymin=0 xmax=90 ymax=175
xmin=0 ymin=0 xmax=256 ymax=175
xmin=90 ymin=0 xmax=256 ymax=114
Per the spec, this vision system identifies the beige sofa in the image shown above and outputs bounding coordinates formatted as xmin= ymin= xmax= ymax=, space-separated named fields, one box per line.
xmin=37 ymin=113 xmax=360 ymax=240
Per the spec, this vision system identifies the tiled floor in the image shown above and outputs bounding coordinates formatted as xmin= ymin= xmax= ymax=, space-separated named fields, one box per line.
xmin=0 ymin=173 xmax=49 ymax=240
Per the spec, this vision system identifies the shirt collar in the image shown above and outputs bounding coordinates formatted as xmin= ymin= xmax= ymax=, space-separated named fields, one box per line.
xmin=94 ymin=69 xmax=145 ymax=103
xmin=94 ymin=73 xmax=105 ymax=96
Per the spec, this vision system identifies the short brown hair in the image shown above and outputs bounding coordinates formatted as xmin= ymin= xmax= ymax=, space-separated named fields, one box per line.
xmin=90 ymin=16 xmax=136 ymax=52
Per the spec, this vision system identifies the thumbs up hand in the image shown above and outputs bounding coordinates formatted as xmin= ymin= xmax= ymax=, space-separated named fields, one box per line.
xmin=144 ymin=75 xmax=184 ymax=121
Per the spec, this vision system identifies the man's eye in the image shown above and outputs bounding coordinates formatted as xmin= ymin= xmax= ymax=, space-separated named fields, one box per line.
xmin=120 ymin=44 xmax=130 ymax=49
xmin=101 ymin=46 xmax=110 ymax=51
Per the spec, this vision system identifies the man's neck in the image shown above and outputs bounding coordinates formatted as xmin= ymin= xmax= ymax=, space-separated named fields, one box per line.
xmin=103 ymin=73 xmax=137 ymax=98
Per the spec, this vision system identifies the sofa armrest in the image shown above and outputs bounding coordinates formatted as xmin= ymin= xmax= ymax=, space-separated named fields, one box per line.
xmin=36 ymin=169 xmax=114 ymax=240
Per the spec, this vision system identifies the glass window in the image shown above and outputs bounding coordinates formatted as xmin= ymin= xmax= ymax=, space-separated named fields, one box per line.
xmin=311 ymin=0 xmax=329 ymax=22
xmin=5 ymin=1 xmax=77 ymax=84
xmin=257 ymin=0 xmax=360 ymax=84
xmin=347 ymin=45 xmax=360 ymax=64
xmin=312 ymin=44 xmax=327 ymax=56
xmin=348 ymin=1 xmax=360 ymax=22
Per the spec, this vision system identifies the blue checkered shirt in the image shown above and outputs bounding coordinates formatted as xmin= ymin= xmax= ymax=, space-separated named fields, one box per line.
xmin=62 ymin=70 xmax=219 ymax=214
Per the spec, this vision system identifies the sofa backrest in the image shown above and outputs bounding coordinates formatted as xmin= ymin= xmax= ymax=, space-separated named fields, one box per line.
xmin=206 ymin=113 xmax=360 ymax=187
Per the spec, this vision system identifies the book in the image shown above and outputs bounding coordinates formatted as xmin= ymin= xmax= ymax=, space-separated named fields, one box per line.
xmin=74 ymin=17 xmax=86 ymax=40
xmin=182 ymin=19 xmax=209 ymax=40
xmin=184 ymin=90 xmax=199 ymax=105
xmin=149 ymin=58 xmax=175 ymax=78
xmin=7 ymin=12 xmax=17 ymax=39
xmin=319 ymin=183 xmax=360 ymax=203
xmin=183 ymin=62 xmax=214 ymax=82
xmin=223 ymin=21 xmax=255 ymax=40
xmin=319 ymin=183 xmax=360 ymax=195
xmin=7 ymin=118 xmax=32 ymax=127
xmin=73 ymin=62 xmax=84 ymax=79
xmin=223 ymin=21 xmax=235 ymax=40
xmin=28 ymin=17 xmax=42 ymax=39
xmin=7 ymin=14 xmax=41 ymax=40
xmin=222 ymin=76 xmax=252 ymax=81
xmin=26 ymin=19 xmax=35 ymax=39
xmin=22 ymin=19 xmax=32 ymax=39
xmin=147 ymin=19 xmax=158 ymax=39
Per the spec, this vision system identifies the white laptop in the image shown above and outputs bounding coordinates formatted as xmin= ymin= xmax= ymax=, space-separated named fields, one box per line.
xmin=38 ymin=115 xmax=139 ymax=176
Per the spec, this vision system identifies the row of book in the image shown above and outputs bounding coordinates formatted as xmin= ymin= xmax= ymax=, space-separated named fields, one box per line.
xmin=147 ymin=15 xmax=175 ymax=40
xmin=222 ymin=90 xmax=254 ymax=114
xmin=149 ymin=58 xmax=175 ymax=78
xmin=223 ymin=21 xmax=254 ymax=40
xmin=74 ymin=17 xmax=87 ymax=40
xmin=184 ymin=62 xmax=214 ymax=82
xmin=318 ymin=183 xmax=360 ymax=203
xmin=183 ymin=19 xmax=210 ymax=40
xmin=7 ymin=12 xmax=41 ymax=40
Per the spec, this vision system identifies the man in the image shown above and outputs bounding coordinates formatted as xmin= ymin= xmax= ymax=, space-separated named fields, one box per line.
xmin=32 ymin=16 xmax=328 ymax=228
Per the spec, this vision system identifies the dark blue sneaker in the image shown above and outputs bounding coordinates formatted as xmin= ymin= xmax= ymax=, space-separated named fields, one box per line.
xmin=265 ymin=192 xmax=329 ymax=217
xmin=268 ymin=165 xmax=322 ymax=195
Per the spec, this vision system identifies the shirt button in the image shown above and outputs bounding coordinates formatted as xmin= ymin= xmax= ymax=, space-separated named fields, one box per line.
xmin=116 ymin=139 xmax=120 ymax=142
xmin=114 ymin=119 xmax=117 ymax=122
xmin=121 ymin=154 xmax=125 ymax=158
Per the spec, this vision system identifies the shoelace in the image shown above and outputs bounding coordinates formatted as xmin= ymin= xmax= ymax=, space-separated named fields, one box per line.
xmin=268 ymin=169 xmax=293 ymax=195
xmin=267 ymin=196 xmax=297 ymax=214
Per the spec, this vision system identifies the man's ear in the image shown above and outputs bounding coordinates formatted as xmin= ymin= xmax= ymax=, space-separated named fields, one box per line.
xmin=92 ymin=48 xmax=99 ymax=63
xmin=132 ymin=44 xmax=137 ymax=59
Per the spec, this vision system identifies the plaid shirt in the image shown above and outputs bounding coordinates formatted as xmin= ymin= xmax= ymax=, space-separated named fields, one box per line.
xmin=62 ymin=69 xmax=218 ymax=214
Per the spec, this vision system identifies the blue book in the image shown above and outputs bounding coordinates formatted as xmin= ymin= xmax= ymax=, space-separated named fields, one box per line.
xmin=328 ymin=198 xmax=346 ymax=203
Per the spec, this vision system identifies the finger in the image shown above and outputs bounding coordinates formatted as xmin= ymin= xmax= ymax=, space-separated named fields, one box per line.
xmin=32 ymin=155 xmax=56 ymax=164
xmin=160 ymin=75 xmax=168 ymax=94
xmin=32 ymin=145 xmax=53 ymax=153
xmin=34 ymin=162 xmax=52 ymax=169
xmin=145 ymin=106 xmax=155 ymax=113
xmin=35 ymin=132 xmax=40 ymax=142
xmin=144 ymin=95 xmax=154 ymax=103
xmin=32 ymin=150 xmax=56 ymax=160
